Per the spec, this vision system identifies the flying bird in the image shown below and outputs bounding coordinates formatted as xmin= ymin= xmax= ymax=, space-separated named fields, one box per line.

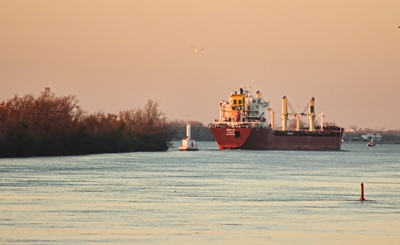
xmin=191 ymin=46 xmax=204 ymax=52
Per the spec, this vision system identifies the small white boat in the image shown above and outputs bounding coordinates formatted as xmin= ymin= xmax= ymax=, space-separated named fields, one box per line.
xmin=366 ymin=139 xmax=376 ymax=147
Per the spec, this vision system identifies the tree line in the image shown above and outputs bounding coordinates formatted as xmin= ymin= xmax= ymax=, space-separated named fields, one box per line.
xmin=0 ymin=88 xmax=173 ymax=157
xmin=343 ymin=130 xmax=400 ymax=143
xmin=169 ymin=120 xmax=214 ymax=141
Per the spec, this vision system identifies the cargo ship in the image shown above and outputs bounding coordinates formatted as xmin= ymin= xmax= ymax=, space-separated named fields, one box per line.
xmin=209 ymin=88 xmax=344 ymax=150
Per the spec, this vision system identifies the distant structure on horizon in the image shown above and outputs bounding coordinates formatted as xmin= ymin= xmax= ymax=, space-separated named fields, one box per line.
xmin=179 ymin=124 xmax=198 ymax=151
xmin=361 ymin=133 xmax=382 ymax=142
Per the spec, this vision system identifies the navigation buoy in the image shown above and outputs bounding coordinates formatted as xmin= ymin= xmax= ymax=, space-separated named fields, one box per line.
xmin=360 ymin=183 xmax=365 ymax=201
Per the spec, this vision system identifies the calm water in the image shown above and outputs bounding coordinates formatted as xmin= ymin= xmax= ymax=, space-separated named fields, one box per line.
xmin=1 ymin=142 xmax=400 ymax=244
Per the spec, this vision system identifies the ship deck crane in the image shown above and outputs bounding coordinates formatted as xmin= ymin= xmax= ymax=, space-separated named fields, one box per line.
xmin=282 ymin=97 xmax=316 ymax=132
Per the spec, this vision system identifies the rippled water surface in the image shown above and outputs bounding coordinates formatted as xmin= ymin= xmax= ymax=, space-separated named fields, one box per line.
xmin=1 ymin=142 xmax=400 ymax=244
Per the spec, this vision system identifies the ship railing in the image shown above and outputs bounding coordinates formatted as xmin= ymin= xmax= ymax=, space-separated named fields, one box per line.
xmin=273 ymin=130 xmax=343 ymax=136
xmin=210 ymin=121 xmax=266 ymax=128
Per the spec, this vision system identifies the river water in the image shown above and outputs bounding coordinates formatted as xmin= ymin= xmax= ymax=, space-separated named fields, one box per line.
xmin=1 ymin=142 xmax=400 ymax=244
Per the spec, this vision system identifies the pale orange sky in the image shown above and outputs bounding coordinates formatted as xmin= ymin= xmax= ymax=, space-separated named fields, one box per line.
xmin=1 ymin=0 xmax=400 ymax=130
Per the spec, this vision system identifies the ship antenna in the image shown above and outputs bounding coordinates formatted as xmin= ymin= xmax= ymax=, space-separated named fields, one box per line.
xmin=260 ymin=94 xmax=266 ymax=102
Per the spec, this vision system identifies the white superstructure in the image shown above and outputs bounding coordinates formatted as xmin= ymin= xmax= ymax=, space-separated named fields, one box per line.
xmin=216 ymin=88 xmax=271 ymax=128
xmin=361 ymin=133 xmax=382 ymax=142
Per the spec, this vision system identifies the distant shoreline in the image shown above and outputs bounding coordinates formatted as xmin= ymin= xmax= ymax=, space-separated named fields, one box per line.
xmin=343 ymin=141 xmax=400 ymax=145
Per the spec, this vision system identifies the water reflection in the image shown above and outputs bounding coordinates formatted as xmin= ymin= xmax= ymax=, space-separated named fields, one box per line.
xmin=1 ymin=143 xmax=400 ymax=244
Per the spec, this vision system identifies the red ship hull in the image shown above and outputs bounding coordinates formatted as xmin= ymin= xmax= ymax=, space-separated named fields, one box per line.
xmin=210 ymin=127 xmax=344 ymax=151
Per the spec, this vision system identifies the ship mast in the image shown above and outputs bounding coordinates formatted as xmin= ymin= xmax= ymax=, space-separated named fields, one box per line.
xmin=282 ymin=96 xmax=288 ymax=131
xmin=319 ymin=111 xmax=326 ymax=131
xmin=308 ymin=97 xmax=315 ymax=132
xmin=267 ymin=108 xmax=274 ymax=129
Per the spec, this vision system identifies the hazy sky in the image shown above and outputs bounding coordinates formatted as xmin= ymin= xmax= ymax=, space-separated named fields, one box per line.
xmin=1 ymin=0 xmax=400 ymax=130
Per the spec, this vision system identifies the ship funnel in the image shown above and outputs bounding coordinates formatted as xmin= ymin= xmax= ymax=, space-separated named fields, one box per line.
xmin=256 ymin=91 xmax=261 ymax=98
xmin=309 ymin=97 xmax=315 ymax=132
xmin=282 ymin=96 xmax=288 ymax=131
